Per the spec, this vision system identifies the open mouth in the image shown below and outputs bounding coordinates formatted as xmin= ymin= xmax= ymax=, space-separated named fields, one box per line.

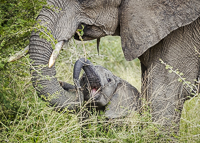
xmin=90 ymin=86 xmax=101 ymax=99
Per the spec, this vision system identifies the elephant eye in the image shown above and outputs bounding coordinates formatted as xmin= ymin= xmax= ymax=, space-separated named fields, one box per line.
xmin=107 ymin=78 xmax=111 ymax=83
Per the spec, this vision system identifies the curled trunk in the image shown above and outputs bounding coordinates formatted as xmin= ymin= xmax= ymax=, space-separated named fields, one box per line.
xmin=73 ymin=58 xmax=101 ymax=89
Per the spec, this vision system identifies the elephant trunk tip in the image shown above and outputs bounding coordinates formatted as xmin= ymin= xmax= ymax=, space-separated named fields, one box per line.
xmin=73 ymin=58 xmax=88 ymax=80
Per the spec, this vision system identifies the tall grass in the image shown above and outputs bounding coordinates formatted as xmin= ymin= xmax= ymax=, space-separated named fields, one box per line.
xmin=0 ymin=36 xmax=200 ymax=142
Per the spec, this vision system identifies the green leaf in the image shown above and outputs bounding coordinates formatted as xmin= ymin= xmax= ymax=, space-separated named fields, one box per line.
xmin=178 ymin=78 xmax=182 ymax=82
xmin=180 ymin=72 xmax=184 ymax=76
xmin=168 ymin=70 xmax=172 ymax=73
xmin=165 ymin=65 xmax=170 ymax=69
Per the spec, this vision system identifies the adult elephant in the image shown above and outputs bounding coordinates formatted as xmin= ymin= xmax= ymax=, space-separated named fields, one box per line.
xmin=29 ymin=0 xmax=200 ymax=130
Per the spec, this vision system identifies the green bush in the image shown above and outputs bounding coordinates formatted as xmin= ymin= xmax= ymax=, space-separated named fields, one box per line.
xmin=0 ymin=0 xmax=46 ymax=66
xmin=0 ymin=0 xmax=46 ymax=132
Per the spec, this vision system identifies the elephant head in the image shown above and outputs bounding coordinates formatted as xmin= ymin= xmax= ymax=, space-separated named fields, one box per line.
xmin=29 ymin=0 xmax=200 ymax=111
xmin=72 ymin=58 xmax=141 ymax=118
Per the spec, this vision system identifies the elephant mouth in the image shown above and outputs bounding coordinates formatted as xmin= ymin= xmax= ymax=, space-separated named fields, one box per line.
xmin=90 ymin=85 xmax=108 ymax=107
xmin=90 ymin=86 xmax=101 ymax=100
xmin=74 ymin=23 xmax=105 ymax=41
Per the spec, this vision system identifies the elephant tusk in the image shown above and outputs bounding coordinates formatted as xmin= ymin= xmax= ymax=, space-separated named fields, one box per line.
xmin=48 ymin=41 xmax=64 ymax=68
xmin=8 ymin=45 xmax=29 ymax=62
xmin=97 ymin=38 xmax=101 ymax=55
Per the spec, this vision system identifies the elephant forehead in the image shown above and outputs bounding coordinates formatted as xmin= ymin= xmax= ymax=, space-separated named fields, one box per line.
xmin=95 ymin=66 xmax=113 ymax=76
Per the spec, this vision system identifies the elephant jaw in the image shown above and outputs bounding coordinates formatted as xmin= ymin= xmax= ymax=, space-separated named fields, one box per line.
xmin=90 ymin=85 xmax=105 ymax=106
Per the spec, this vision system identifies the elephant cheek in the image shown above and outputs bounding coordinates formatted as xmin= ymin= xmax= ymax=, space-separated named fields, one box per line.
xmin=54 ymin=14 xmax=79 ymax=42
xmin=98 ymin=98 xmax=108 ymax=107
xmin=97 ymin=93 xmax=110 ymax=107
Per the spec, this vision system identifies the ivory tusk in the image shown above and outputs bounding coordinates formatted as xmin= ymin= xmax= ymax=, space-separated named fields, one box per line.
xmin=8 ymin=45 xmax=29 ymax=62
xmin=48 ymin=41 xmax=64 ymax=68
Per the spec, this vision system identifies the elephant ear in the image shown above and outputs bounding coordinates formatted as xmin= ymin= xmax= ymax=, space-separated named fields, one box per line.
xmin=105 ymin=81 xmax=140 ymax=119
xmin=120 ymin=0 xmax=200 ymax=61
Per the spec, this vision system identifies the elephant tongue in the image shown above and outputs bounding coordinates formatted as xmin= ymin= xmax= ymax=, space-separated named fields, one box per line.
xmin=91 ymin=88 xmax=97 ymax=97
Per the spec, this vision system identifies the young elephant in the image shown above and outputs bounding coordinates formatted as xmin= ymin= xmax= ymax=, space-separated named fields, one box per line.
xmin=60 ymin=58 xmax=141 ymax=119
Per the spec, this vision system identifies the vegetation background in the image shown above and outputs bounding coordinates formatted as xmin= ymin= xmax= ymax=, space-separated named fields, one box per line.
xmin=0 ymin=0 xmax=200 ymax=142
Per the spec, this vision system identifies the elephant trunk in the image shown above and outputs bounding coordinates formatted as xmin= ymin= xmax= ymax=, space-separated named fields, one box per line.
xmin=29 ymin=3 xmax=81 ymax=110
xmin=73 ymin=58 xmax=101 ymax=91
xmin=29 ymin=32 xmax=81 ymax=110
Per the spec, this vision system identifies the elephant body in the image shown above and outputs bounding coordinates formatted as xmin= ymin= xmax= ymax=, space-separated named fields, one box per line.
xmin=29 ymin=0 xmax=200 ymax=131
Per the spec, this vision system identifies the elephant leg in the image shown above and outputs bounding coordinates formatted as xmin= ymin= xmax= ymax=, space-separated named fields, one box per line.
xmin=140 ymin=61 xmax=186 ymax=132
xmin=139 ymin=18 xmax=200 ymax=132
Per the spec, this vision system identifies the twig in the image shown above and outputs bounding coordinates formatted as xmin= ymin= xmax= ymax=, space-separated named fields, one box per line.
xmin=75 ymin=31 xmax=87 ymax=61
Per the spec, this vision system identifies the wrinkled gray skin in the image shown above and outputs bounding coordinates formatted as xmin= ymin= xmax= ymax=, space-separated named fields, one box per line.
xmin=72 ymin=58 xmax=141 ymax=118
xmin=29 ymin=0 xmax=200 ymax=131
